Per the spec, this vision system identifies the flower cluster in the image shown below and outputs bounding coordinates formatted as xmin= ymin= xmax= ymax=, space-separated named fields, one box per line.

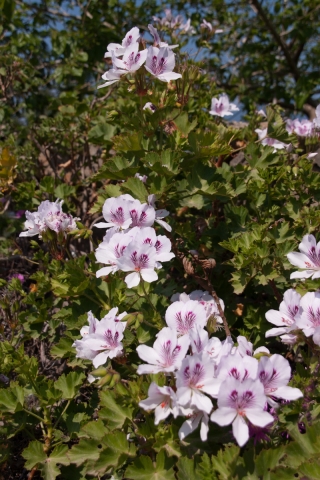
xmin=94 ymin=194 xmax=174 ymax=288
xmin=19 ymin=199 xmax=79 ymax=238
xmin=137 ymin=293 xmax=302 ymax=446
xmin=265 ymin=288 xmax=320 ymax=346
xmin=99 ymin=25 xmax=182 ymax=88
xmin=152 ymin=9 xmax=195 ymax=34
xmin=265 ymin=234 xmax=320 ymax=347
xmin=73 ymin=309 xmax=127 ymax=368
xmin=170 ymin=290 xmax=225 ymax=325
xmin=286 ymin=118 xmax=314 ymax=137
xmin=70 ymin=192 xmax=306 ymax=448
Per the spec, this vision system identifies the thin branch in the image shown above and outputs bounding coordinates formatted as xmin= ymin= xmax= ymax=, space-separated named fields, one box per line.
xmin=250 ymin=0 xmax=300 ymax=80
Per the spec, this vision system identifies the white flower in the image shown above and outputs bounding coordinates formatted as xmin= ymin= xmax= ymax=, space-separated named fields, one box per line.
xmin=143 ymin=102 xmax=156 ymax=113
xmin=287 ymin=234 xmax=320 ymax=280
xmin=152 ymin=10 xmax=185 ymax=30
xmin=94 ymin=195 xmax=155 ymax=231
xmin=255 ymin=128 xmax=288 ymax=152
xmin=104 ymin=27 xmax=140 ymax=58
xmin=148 ymin=194 xmax=171 ymax=232
xmin=73 ymin=308 xmax=127 ymax=368
xmin=258 ymin=354 xmax=303 ymax=407
xmin=135 ymin=172 xmax=148 ymax=182
xmin=145 ymin=46 xmax=182 ymax=83
xmin=189 ymin=290 xmax=224 ymax=323
xmin=117 ymin=240 xmax=158 ymax=287
xmin=20 ymin=199 xmax=78 ymax=238
xmin=179 ymin=407 xmax=209 ymax=441
xmin=95 ymin=230 xmax=135 ymax=277
xmin=128 ymin=199 xmax=156 ymax=228
xmin=95 ymin=196 xmax=133 ymax=230
xmin=297 ymin=291 xmax=320 ymax=339
xmin=216 ymin=353 xmax=259 ymax=383
xmin=139 ymin=382 xmax=179 ymax=424
xmin=188 ymin=326 xmax=225 ymax=366
xmin=175 ymin=354 xmax=220 ymax=413
xmin=265 ymin=289 xmax=301 ymax=340
xmin=180 ymin=19 xmax=196 ymax=35
xmin=138 ymin=226 xmax=175 ymax=264
xmin=209 ymin=94 xmax=239 ymax=117
xmin=148 ymin=24 xmax=178 ymax=49
xmin=98 ymin=69 xmax=123 ymax=89
xmin=210 ymin=377 xmax=274 ymax=447
xmin=112 ymin=43 xmax=147 ymax=74
xmin=80 ymin=311 xmax=98 ymax=337
xmin=136 ymin=327 xmax=189 ymax=374
xmin=200 ymin=19 xmax=213 ymax=31
xmin=286 ymin=119 xmax=314 ymax=137
xmin=165 ymin=300 xmax=207 ymax=336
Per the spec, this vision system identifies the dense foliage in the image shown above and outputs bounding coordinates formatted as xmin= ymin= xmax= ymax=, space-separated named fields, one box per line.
xmin=1 ymin=1 xmax=320 ymax=479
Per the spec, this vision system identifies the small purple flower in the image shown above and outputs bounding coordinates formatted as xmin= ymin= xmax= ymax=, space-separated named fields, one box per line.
xmin=9 ymin=273 xmax=25 ymax=283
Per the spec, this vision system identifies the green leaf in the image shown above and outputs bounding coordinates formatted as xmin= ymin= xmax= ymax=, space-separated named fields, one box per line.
xmin=102 ymin=431 xmax=135 ymax=456
xmin=174 ymin=112 xmax=198 ymax=136
xmin=41 ymin=461 xmax=61 ymax=480
xmin=99 ymin=390 xmax=134 ymax=429
xmin=198 ymin=453 xmax=217 ymax=480
xmin=88 ymin=122 xmax=116 ymax=143
xmin=0 ymin=383 xmax=25 ymax=413
xmin=40 ymin=446 xmax=70 ymax=480
xmin=67 ymin=439 xmax=101 ymax=466
xmin=54 ymin=184 xmax=76 ymax=200
xmin=121 ymin=177 xmax=148 ymax=202
xmin=93 ymin=156 xmax=139 ymax=181
xmin=50 ymin=336 xmax=74 ymax=358
xmin=125 ymin=451 xmax=176 ymax=480
xmin=143 ymin=150 xmax=181 ymax=176
xmin=177 ymin=457 xmax=198 ymax=480
xmin=54 ymin=371 xmax=85 ymax=399
xmin=80 ymin=419 xmax=106 ymax=440
xmin=254 ymin=447 xmax=286 ymax=477
xmin=22 ymin=440 xmax=47 ymax=470
xmin=113 ymin=132 xmax=143 ymax=152
xmin=211 ymin=445 xmax=242 ymax=479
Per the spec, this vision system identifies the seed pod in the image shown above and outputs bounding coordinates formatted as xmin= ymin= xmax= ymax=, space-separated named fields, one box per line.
xmin=91 ymin=367 xmax=108 ymax=378
xmin=97 ymin=372 xmax=113 ymax=387
xmin=199 ymin=258 xmax=216 ymax=270
xmin=182 ymin=257 xmax=194 ymax=275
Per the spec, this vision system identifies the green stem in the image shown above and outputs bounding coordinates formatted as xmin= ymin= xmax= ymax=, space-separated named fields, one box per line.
xmin=83 ymin=292 xmax=105 ymax=307
xmin=140 ymin=280 xmax=157 ymax=313
xmin=53 ymin=399 xmax=71 ymax=429
xmin=23 ymin=408 xmax=46 ymax=423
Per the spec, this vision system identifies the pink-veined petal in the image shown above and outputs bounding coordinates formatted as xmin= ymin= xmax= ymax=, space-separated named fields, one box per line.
xmin=287 ymin=252 xmax=315 ymax=269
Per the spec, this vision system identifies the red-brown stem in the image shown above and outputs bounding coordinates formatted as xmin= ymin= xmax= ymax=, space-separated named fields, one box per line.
xmin=28 ymin=466 xmax=38 ymax=480
xmin=268 ymin=279 xmax=282 ymax=304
